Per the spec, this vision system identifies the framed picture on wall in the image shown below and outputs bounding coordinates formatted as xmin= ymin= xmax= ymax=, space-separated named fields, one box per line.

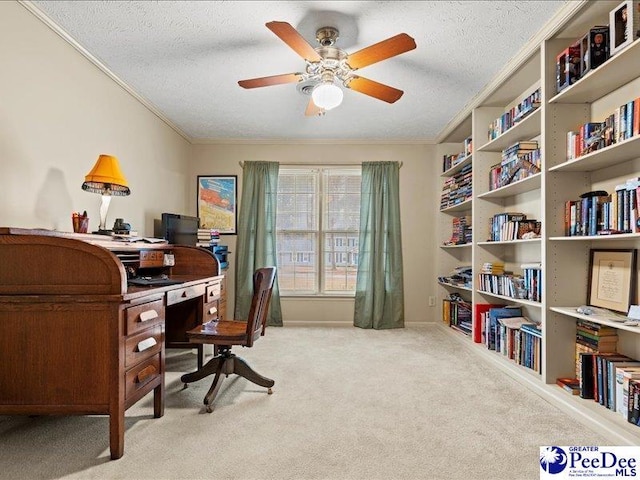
xmin=197 ymin=175 xmax=238 ymax=234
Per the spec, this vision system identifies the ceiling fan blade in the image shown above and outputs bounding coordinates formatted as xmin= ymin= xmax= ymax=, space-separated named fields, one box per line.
xmin=345 ymin=76 xmax=404 ymax=103
xmin=346 ymin=33 xmax=416 ymax=70
xmin=238 ymin=73 xmax=303 ymax=89
xmin=305 ymin=98 xmax=324 ymax=117
xmin=266 ymin=21 xmax=322 ymax=62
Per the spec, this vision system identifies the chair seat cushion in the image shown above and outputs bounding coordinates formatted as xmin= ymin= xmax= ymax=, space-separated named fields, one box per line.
xmin=186 ymin=320 xmax=249 ymax=345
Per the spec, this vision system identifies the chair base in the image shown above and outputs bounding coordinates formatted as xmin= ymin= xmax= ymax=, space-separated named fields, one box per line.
xmin=180 ymin=347 xmax=274 ymax=412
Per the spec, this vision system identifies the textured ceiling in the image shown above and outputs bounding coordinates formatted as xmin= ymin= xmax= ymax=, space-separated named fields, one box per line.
xmin=31 ymin=1 xmax=567 ymax=141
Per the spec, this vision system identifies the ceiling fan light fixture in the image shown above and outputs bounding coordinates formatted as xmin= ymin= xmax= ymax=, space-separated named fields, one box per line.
xmin=312 ymin=82 xmax=343 ymax=111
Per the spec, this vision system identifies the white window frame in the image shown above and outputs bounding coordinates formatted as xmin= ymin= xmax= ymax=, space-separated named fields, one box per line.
xmin=276 ymin=166 xmax=361 ymax=297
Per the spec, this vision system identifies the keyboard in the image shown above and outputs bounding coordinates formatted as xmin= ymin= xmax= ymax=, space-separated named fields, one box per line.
xmin=128 ymin=277 xmax=183 ymax=287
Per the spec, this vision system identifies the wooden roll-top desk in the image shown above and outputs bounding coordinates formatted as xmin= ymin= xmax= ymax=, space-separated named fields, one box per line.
xmin=0 ymin=228 xmax=226 ymax=459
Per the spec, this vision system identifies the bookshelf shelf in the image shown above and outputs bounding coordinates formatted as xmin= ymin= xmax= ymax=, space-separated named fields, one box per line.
xmin=548 ymin=135 xmax=640 ymax=173
xmin=549 ymin=233 xmax=640 ymax=241
xmin=440 ymin=243 xmax=472 ymax=249
xmin=441 ymin=154 xmax=472 ymax=177
xmin=550 ymin=307 xmax=640 ymax=335
xmin=549 ymin=39 xmax=640 ymax=105
xmin=438 ymin=281 xmax=472 ymax=292
xmin=477 ymin=238 xmax=541 ymax=246
xmin=440 ymin=198 xmax=472 ymax=214
xmin=476 ymin=290 xmax=542 ymax=308
xmin=477 ymin=108 xmax=541 ymax=153
xmin=477 ymin=172 xmax=541 ymax=199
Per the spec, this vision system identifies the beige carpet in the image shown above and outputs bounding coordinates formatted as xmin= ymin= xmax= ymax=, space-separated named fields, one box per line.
xmin=0 ymin=325 xmax=609 ymax=480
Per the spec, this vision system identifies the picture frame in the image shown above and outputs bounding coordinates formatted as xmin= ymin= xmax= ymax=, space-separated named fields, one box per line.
xmin=197 ymin=175 xmax=238 ymax=234
xmin=587 ymin=248 xmax=637 ymax=313
xmin=609 ymin=0 xmax=640 ymax=57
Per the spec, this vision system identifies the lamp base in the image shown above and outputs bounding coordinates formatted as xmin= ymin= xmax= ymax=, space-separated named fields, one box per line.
xmin=92 ymin=229 xmax=113 ymax=236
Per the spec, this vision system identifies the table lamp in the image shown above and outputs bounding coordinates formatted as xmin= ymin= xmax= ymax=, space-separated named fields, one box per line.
xmin=82 ymin=154 xmax=130 ymax=235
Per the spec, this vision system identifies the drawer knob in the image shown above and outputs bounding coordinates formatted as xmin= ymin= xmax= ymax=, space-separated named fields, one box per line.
xmin=137 ymin=337 xmax=158 ymax=352
xmin=139 ymin=310 xmax=158 ymax=322
xmin=182 ymin=291 xmax=188 ymax=298
xmin=136 ymin=365 xmax=157 ymax=383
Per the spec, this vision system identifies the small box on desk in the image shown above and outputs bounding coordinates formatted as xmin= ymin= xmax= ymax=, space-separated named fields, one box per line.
xmin=580 ymin=26 xmax=610 ymax=76
xmin=213 ymin=245 xmax=229 ymax=270
xmin=556 ymin=42 xmax=581 ymax=93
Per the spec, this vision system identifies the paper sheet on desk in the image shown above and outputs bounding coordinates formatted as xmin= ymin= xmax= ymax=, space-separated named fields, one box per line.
xmin=112 ymin=235 xmax=167 ymax=243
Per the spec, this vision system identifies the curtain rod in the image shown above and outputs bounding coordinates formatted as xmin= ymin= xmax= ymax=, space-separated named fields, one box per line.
xmin=238 ymin=161 xmax=403 ymax=168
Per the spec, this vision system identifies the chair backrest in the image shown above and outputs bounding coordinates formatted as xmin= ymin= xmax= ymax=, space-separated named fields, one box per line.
xmin=245 ymin=267 xmax=276 ymax=347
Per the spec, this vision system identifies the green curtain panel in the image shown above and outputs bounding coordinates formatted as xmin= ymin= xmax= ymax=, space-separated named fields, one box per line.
xmin=234 ymin=161 xmax=283 ymax=326
xmin=354 ymin=161 xmax=405 ymax=329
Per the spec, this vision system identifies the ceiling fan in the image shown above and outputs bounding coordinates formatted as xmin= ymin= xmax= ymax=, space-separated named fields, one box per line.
xmin=238 ymin=21 xmax=417 ymax=116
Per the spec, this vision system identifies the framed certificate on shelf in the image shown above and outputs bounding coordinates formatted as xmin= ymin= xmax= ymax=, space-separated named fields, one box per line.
xmin=587 ymin=248 xmax=637 ymax=313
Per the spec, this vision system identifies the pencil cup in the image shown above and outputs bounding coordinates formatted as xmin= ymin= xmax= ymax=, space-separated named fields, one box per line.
xmin=72 ymin=216 xmax=89 ymax=233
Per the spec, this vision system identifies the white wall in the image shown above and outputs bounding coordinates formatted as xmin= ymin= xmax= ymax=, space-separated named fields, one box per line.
xmin=0 ymin=2 xmax=191 ymax=235
xmin=190 ymin=142 xmax=440 ymax=324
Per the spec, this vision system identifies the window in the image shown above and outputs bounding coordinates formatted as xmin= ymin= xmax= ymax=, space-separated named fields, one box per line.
xmin=276 ymin=167 xmax=361 ymax=295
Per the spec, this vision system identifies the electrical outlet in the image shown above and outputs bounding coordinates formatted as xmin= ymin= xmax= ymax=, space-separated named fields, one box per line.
xmin=428 ymin=296 xmax=436 ymax=307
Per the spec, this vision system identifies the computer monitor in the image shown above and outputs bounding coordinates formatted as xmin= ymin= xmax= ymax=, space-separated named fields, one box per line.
xmin=157 ymin=213 xmax=199 ymax=246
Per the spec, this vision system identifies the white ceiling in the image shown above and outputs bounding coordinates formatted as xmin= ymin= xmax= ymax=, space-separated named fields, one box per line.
xmin=30 ymin=1 xmax=567 ymax=142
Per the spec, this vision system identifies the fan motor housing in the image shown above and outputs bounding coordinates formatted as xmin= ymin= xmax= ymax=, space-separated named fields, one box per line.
xmin=316 ymin=26 xmax=339 ymax=47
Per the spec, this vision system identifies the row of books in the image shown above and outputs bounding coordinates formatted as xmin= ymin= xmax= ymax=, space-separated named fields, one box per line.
xmin=438 ymin=265 xmax=472 ymax=289
xmin=489 ymin=148 xmax=541 ymax=191
xmin=477 ymin=273 xmax=528 ymax=301
xmin=521 ymin=264 xmax=542 ymax=303
xmin=475 ymin=304 xmax=542 ymax=373
xmin=442 ymin=295 xmax=472 ymax=336
xmin=564 ymin=179 xmax=640 ymax=236
xmin=487 ymin=212 xmax=541 ymax=242
xmin=487 ymin=87 xmax=541 ymax=141
xmin=196 ymin=228 xmax=221 ymax=248
xmin=566 ymin=96 xmax=640 ymax=160
xmin=442 ymin=153 xmax=467 ymax=173
xmin=444 ymin=215 xmax=472 ymax=246
xmin=570 ymin=320 xmax=640 ymax=424
xmin=440 ymin=163 xmax=472 ymax=209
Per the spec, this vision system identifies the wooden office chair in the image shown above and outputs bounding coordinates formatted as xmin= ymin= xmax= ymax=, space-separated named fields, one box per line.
xmin=180 ymin=266 xmax=276 ymax=412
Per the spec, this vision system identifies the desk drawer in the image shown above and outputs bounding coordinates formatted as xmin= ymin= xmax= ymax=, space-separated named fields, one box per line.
xmin=126 ymin=300 xmax=164 ymax=335
xmin=125 ymin=325 xmax=163 ymax=368
xmin=166 ymin=284 xmax=205 ymax=306
xmin=203 ymin=301 xmax=219 ymax=323
xmin=205 ymin=282 xmax=221 ymax=302
xmin=125 ymin=354 xmax=161 ymax=400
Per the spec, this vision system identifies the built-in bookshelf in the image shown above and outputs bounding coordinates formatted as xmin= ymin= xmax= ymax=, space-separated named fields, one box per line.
xmin=435 ymin=0 xmax=640 ymax=444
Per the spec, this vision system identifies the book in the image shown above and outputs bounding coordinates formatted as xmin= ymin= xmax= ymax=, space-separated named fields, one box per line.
xmin=556 ymin=377 xmax=580 ymax=395
xmin=579 ymin=352 xmax=595 ymax=399
xmin=487 ymin=306 xmax=522 ymax=351
xmin=473 ymin=303 xmax=501 ymax=344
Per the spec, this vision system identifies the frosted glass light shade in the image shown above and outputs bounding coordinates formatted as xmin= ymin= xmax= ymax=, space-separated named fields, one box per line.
xmin=312 ymin=83 xmax=344 ymax=110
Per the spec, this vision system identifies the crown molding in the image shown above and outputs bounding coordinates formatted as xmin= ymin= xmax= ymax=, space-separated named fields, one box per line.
xmin=19 ymin=0 xmax=193 ymax=144
xmin=191 ymin=137 xmax=437 ymax=146
xmin=436 ymin=0 xmax=588 ymax=143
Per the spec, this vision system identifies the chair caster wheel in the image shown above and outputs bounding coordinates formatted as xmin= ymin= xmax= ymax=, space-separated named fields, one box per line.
xmin=206 ymin=404 xmax=213 ymax=413
xmin=267 ymin=388 xmax=273 ymax=395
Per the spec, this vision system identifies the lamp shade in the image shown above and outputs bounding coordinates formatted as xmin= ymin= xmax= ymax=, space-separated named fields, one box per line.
xmin=312 ymin=83 xmax=344 ymax=111
xmin=82 ymin=154 xmax=130 ymax=196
